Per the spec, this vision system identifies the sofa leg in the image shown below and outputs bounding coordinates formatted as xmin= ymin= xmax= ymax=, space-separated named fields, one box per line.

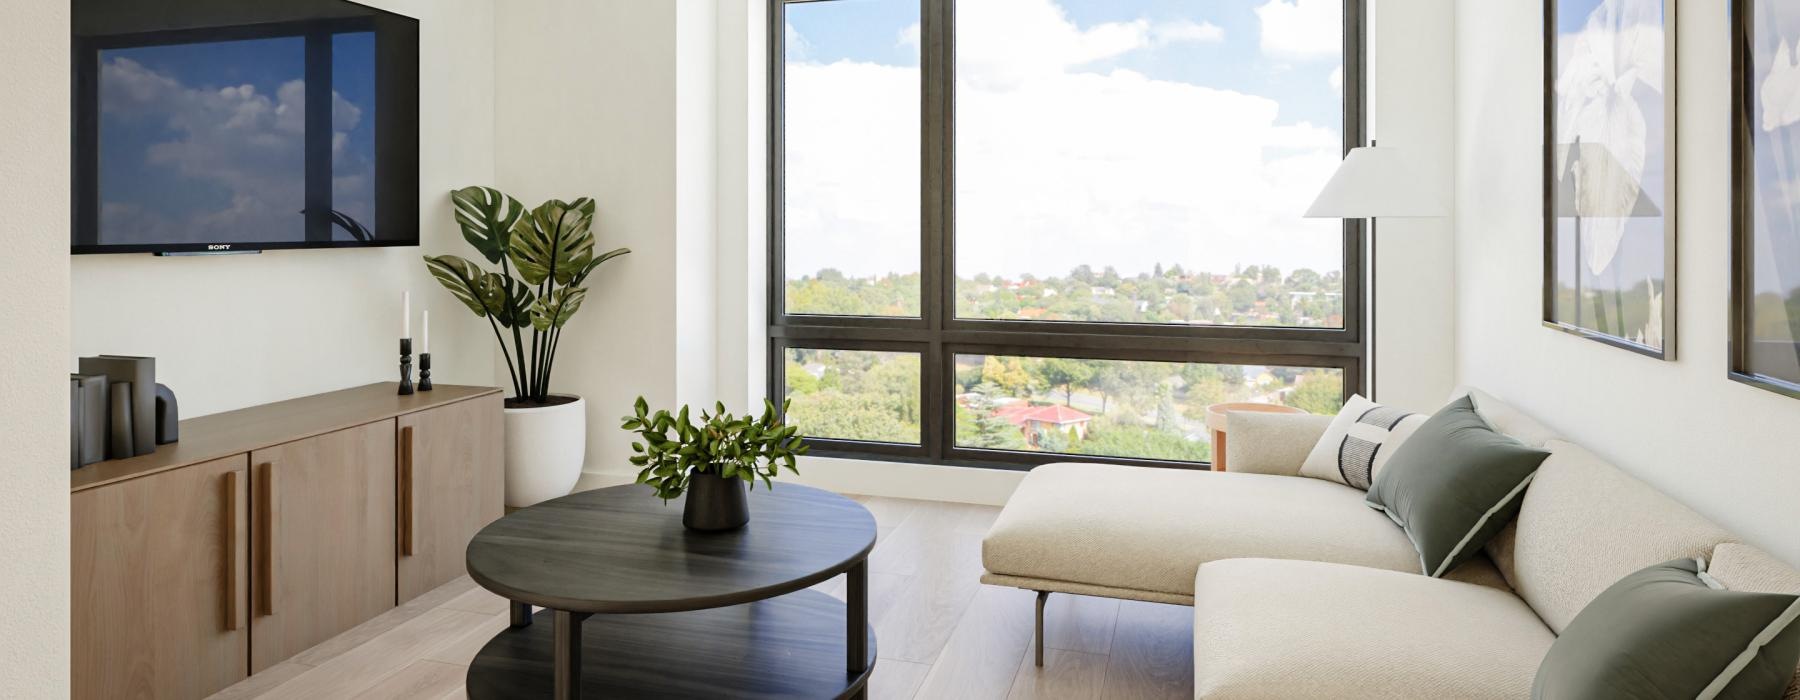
xmin=1034 ymin=590 xmax=1050 ymax=667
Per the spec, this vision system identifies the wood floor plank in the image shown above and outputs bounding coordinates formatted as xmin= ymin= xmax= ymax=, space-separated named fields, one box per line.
xmin=439 ymin=584 xmax=510 ymax=616
xmin=205 ymin=660 xmax=310 ymax=700
xmin=289 ymin=576 xmax=477 ymax=667
xmin=913 ymin=586 xmax=1038 ymax=700
xmin=1008 ymin=650 xmax=1109 ymax=700
xmin=423 ymin=611 xmax=511 ymax=667
xmin=350 ymin=660 xmax=466 ymax=700
xmin=854 ymin=495 xmax=925 ymax=531
xmin=259 ymin=607 xmax=490 ymax=700
xmin=874 ymin=530 xmax=986 ymax=663
xmin=1043 ymin=594 xmax=1122 ymax=655
xmin=1100 ymin=601 xmax=1195 ymax=700
xmin=869 ymin=659 xmax=932 ymax=700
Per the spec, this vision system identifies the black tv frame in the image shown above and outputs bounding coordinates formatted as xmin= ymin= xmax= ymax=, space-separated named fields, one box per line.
xmin=71 ymin=4 xmax=419 ymax=255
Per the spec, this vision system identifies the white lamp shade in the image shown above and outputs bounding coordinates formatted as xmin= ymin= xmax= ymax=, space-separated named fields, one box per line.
xmin=1304 ymin=147 xmax=1448 ymax=219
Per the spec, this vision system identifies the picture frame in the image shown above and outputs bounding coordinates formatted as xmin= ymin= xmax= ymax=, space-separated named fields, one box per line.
xmin=1542 ymin=0 xmax=1677 ymax=359
xmin=1730 ymin=0 xmax=1800 ymax=399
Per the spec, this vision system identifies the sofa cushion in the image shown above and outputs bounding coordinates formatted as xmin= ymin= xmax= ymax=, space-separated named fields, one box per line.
xmin=1224 ymin=411 xmax=1333 ymax=477
xmin=1532 ymin=557 xmax=1800 ymax=700
xmin=1298 ymin=394 xmax=1429 ymax=489
xmin=1508 ymin=440 xmax=1735 ymax=633
xmin=1193 ymin=558 xmax=1554 ymax=700
xmin=1448 ymin=387 xmax=1561 ymax=587
xmin=981 ymin=462 xmax=1504 ymax=600
xmin=1709 ymin=544 xmax=1800 ymax=699
xmin=1366 ymin=395 xmax=1550 ymax=577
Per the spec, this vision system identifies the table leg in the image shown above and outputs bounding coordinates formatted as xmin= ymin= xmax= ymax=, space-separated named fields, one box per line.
xmin=554 ymin=609 xmax=591 ymax=700
xmin=510 ymin=600 xmax=532 ymax=628
xmin=848 ymin=560 xmax=869 ymax=699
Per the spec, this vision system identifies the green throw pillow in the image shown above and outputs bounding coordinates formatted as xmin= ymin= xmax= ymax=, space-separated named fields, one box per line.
xmin=1533 ymin=558 xmax=1800 ymax=700
xmin=1365 ymin=395 xmax=1549 ymax=577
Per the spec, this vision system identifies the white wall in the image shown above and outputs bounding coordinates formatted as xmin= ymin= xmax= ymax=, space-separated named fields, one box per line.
xmin=1455 ymin=0 xmax=1800 ymax=565
xmin=70 ymin=0 xmax=501 ymax=418
xmin=0 ymin=0 xmax=71 ymax=693
xmin=1369 ymin=0 xmax=1458 ymax=411
xmin=496 ymin=0 xmax=725 ymax=478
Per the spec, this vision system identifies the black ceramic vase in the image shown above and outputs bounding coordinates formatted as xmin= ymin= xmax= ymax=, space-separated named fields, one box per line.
xmin=683 ymin=470 xmax=749 ymax=531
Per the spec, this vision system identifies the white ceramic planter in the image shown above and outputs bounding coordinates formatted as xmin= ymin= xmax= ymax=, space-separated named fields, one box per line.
xmin=502 ymin=394 xmax=586 ymax=507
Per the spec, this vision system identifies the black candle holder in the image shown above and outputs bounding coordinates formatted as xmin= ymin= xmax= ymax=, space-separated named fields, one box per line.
xmin=418 ymin=352 xmax=433 ymax=391
xmin=399 ymin=338 xmax=415 ymax=395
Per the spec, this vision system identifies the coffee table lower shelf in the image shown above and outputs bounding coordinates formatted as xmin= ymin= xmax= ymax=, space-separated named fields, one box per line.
xmin=465 ymin=590 xmax=877 ymax=699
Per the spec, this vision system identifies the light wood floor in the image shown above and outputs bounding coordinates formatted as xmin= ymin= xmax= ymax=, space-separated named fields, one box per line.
xmin=207 ymin=495 xmax=1195 ymax=700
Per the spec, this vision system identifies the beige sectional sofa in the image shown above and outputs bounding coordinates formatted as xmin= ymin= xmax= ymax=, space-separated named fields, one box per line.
xmin=980 ymin=390 xmax=1800 ymax=699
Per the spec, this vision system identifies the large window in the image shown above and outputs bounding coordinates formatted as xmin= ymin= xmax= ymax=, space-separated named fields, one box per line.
xmin=773 ymin=0 xmax=1364 ymax=469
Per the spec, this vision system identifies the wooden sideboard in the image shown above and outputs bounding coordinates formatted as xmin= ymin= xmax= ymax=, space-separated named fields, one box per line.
xmin=71 ymin=383 xmax=503 ymax=699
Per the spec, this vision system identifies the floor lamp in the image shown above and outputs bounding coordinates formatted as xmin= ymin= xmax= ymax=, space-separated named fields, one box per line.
xmin=1304 ymin=147 xmax=1447 ymax=401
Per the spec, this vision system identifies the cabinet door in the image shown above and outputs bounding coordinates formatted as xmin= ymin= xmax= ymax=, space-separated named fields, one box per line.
xmin=397 ymin=394 xmax=504 ymax=602
xmin=249 ymin=421 xmax=396 ymax=672
xmin=72 ymin=455 xmax=249 ymax=700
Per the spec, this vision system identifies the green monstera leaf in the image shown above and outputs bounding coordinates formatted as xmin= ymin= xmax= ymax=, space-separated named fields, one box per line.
xmin=570 ymin=246 xmax=632 ymax=287
xmin=508 ymin=198 xmax=596 ymax=286
xmin=424 ymin=255 xmax=497 ymax=318
xmin=450 ymin=186 xmax=526 ymax=264
xmin=485 ymin=273 xmax=537 ymax=329
xmin=528 ymin=286 xmax=589 ymax=331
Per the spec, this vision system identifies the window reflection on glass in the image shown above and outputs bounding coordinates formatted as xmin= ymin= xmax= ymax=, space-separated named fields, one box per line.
xmin=784 ymin=348 xmax=922 ymax=444
xmin=953 ymin=354 xmax=1342 ymax=463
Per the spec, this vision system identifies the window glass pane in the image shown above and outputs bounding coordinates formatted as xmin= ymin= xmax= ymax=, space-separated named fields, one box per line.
xmin=785 ymin=348 xmax=922 ymax=444
xmin=953 ymin=354 xmax=1342 ymax=462
xmin=954 ymin=0 xmax=1346 ymax=328
xmin=1749 ymin=0 xmax=1800 ymax=386
xmin=783 ymin=0 xmax=921 ymax=317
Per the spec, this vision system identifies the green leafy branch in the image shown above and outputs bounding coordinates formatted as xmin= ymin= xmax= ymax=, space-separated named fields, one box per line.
xmin=620 ymin=397 xmax=808 ymax=501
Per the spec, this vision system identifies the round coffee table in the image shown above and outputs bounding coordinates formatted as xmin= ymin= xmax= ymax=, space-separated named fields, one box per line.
xmin=463 ymin=483 xmax=878 ymax=699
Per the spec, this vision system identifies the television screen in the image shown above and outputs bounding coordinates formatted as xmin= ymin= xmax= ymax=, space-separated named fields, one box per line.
xmin=72 ymin=0 xmax=418 ymax=254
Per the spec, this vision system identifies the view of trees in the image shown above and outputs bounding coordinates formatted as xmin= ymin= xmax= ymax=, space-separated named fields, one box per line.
xmin=780 ymin=343 xmax=1345 ymax=464
xmin=787 ymin=264 xmax=1345 ymax=328
xmin=783 ymin=349 xmax=922 ymax=444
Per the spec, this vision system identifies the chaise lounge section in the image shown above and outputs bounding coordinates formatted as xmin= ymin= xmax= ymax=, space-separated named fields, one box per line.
xmin=981 ymin=389 xmax=1800 ymax=698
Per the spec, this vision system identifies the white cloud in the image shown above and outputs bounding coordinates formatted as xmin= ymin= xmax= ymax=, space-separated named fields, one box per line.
xmin=1762 ymin=40 xmax=1800 ymax=131
xmin=1330 ymin=65 xmax=1343 ymax=94
xmin=785 ymin=22 xmax=812 ymax=62
xmin=1150 ymin=19 xmax=1225 ymax=46
xmin=1255 ymin=0 xmax=1342 ymax=60
xmin=784 ymin=0 xmax=1343 ymax=280
xmin=97 ymin=55 xmax=371 ymax=242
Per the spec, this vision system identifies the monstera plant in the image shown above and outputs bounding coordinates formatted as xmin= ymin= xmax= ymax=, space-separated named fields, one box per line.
xmin=426 ymin=186 xmax=629 ymax=407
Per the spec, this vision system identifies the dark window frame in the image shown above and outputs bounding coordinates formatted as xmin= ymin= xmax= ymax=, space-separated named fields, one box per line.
xmin=768 ymin=0 xmax=1368 ymax=470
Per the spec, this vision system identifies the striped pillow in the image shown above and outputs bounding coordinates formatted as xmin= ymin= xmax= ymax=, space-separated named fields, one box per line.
xmin=1298 ymin=394 xmax=1428 ymax=490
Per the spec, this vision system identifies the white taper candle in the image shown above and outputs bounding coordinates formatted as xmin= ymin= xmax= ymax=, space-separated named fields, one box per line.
xmin=422 ymin=310 xmax=430 ymax=353
xmin=403 ymin=291 xmax=411 ymax=339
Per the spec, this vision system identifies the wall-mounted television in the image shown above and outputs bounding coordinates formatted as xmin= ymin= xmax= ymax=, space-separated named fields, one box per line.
xmin=72 ymin=0 xmax=418 ymax=255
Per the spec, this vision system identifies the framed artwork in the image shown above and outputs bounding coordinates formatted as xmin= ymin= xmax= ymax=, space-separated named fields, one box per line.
xmin=1543 ymin=0 xmax=1677 ymax=358
xmin=1732 ymin=0 xmax=1800 ymax=398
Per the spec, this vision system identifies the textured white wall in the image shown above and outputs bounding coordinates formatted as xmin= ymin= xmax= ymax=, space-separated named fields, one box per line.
xmin=69 ymin=0 xmax=501 ymax=418
xmin=0 ymin=0 xmax=71 ymax=693
xmin=1455 ymin=0 xmax=1800 ymax=565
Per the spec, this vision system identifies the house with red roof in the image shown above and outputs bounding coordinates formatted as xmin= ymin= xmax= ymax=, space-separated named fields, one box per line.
xmin=993 ymin=403 xmax=1093 ymax=446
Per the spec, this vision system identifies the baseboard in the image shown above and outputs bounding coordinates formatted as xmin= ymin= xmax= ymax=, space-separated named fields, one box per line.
xmin=578 ymin=455 xmax=1026 ymax=506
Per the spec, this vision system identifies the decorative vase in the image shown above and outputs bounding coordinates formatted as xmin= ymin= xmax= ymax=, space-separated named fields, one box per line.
xmin=682 ymin=470 xmax=749 ymax=531
xmin=502 ymin=394 xmax=586 ymax=507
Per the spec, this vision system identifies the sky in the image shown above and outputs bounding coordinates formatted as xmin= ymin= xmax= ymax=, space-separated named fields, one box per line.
xmin=97 ymin=31 xmax=377 ymax=245
xmin=1754 ymin=0 xmax=1800 ymax=301
xmin=782 ymin=0 xmax=1348 ymax=281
